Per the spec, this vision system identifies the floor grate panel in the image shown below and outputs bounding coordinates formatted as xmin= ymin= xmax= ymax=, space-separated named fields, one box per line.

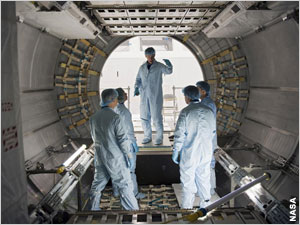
xmin=99 ymin=185 xmax=179 ymax=210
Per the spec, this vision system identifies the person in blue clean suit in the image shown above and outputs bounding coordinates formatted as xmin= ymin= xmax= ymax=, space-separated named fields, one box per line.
xmin=196 ymin=81 xmax=218 ymax=195
xmin=88 ymin=89 xmax=139 ymax=211
xmin=172 ymin=85 xmax=215 ymax=209
xmin=134 ymin=47 xmax=173 ymax=145
xmin=112 ymin=88 xmax=146 ymax=200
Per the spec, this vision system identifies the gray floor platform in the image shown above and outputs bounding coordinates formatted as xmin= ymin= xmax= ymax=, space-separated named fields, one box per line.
xmin=136 ymin=133 xmax=173 ymax=155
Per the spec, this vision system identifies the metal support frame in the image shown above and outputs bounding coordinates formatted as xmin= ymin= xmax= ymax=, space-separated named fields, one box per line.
xmin=29 ymin=145 xmax=95 ymax=223
xmin=215 ymin=148 xmax=291 ymax=223
xmin=206 ymin=173 xmax=271 ymax=212
xmin=87 ymin=2 xmax=228 ymax=36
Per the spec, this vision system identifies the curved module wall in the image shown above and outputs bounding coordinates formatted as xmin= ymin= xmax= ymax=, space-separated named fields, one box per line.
xmin=54 ymin=33 xmax=249 ymax=139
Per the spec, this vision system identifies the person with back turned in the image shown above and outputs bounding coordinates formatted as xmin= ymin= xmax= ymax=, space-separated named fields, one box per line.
xmin=112 ymin=88 xmax=146 ymax=200
xmin=134 ymin=47 xmax=173 ymax=145
xmin=172 ymin=85 xmax=215 ymax=209
xmin=196 ymin=81 xmax=218 ymax=195
xmin=88 ymin=89 xmax=139 ymax=211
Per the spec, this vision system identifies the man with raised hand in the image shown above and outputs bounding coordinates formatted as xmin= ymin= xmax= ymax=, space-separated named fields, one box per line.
xmin=134 ymin=47 xmax=173 ymax=145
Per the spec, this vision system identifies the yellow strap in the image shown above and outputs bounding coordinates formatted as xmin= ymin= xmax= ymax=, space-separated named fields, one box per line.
xmin=237 ymin=97 xmax=248 ymax=101
xmin=231 ymin=119 xmax=241 ymax=125
xmin=217 ymin=104 xmax=242 ymax=113
xmin=61 ymin=50 xmax=92 ymax=64
xmin=213 ymin=56 xmax=246 ymax=68
xmin=226 ymin=77 xmax=245 ymax=82
xmin=220 ymin=96 xmax=248 ymax=102
xmin=228 ymin=126 xmax=238 ymax=132
xmin=87 ymin=91 xmax=98 ymax=96
xmin=60 ymin=50 xmax=80 ymax=62
xmin=217 ymin=120 xmax=238 ymax=132
xmin=236 ymin=64 xmax=248 ymax=70
xmin=80 ymin=39 xmax=107 ymax=57
xmin=55 ymin=83 xmax=87 ymax=89
xmin=236 ymin=56 xmax=246 ymax=63
xmin=183 ymin=34 xmax=190 ymax=42
xmin=60 ymin=93 xmax=77 ymax=99
xmin=60 ymin=63 xmax=100 ymax=76
xmin=80 ymin=39 xmax=91 ymax=47
xmin=63 ymin=43 xmax=91 ymax=57
xmin=92 ymin=46 xmax=107 ymax=57
xmin=201 ymin=46 xmax=239 ymax=65
xmin=218 ymin=115 xmax=240 ymax=126
xmin=58 ymin=101 xmax=89 ymax=112
xmin=68 ymin=118 xmax=88 ymax=130
xmin=56 ymin=75 xmax=87 ymax=82
xmin=60 ymin=112 xmax=81 ymax=119
xmin=214 ymin=64 xmax=247 ymax=74
xmin=219 ymin=88 xmax=248 ymax=94
xmin=208 ymin=77 xmax=245 ymax=84
xmin=207 ymin=79 xmax=217 ymax=84
xmin=58 ymin=91 xmax=98 ymax=100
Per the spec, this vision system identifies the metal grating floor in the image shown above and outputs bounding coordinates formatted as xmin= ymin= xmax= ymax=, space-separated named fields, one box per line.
xmin=69 ymin=185 xmax=266 ymax=224
xmin=100 ymin=185 xmax=179 ymax=210
xmin=68 ymin=208 xmax=266 ymax=224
